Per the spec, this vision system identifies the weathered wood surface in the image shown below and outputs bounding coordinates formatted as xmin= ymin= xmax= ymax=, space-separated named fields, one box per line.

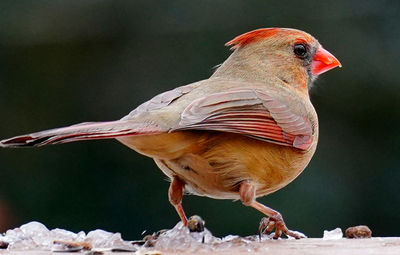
xmin=0 ymin=237 xmax=399 ymax=255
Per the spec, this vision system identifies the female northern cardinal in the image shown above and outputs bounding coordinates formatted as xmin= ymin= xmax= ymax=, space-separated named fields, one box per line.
xmin=1 ymin=28 xmax=341 ymax=239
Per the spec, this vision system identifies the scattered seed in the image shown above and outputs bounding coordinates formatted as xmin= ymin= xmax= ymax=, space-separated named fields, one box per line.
xmin=86 ymin=251 xmax=104 ymax=255
xmin=53 ymin=240 xmax=92 ymax=250
xmin=188 ymin=215 xmax=205 ymax=232
xmin=345 ymin=225 xmax=372 ymax=239
xmin=0 ymin=241 xmax=9 ymax=249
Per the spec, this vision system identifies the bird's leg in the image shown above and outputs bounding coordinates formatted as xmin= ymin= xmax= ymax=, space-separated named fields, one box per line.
xmin=168 ymin=177 xmax=188 ymax=226
xmin=239 ymin=181 xmax=306 ymax=239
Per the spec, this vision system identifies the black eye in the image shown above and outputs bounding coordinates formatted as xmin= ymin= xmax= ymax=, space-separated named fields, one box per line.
xmin=293 ymin=44 xmax=307 ymax=58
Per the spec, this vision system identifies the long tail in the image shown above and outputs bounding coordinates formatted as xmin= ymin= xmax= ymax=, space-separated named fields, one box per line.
xmin=0 ymin=120 xmax=162 ymax=148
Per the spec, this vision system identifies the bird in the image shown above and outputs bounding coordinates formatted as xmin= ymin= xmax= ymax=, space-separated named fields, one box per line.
xmin=0 ymin=28 xmax=341 ymax=239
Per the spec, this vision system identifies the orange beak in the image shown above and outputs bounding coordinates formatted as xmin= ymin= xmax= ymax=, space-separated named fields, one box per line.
xmin=311 ymin=46 xmax=341 ymax=75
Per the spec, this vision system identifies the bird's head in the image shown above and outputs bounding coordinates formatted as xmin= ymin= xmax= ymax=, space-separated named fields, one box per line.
xmin=213 ymin=28 xmax=341 ymax=95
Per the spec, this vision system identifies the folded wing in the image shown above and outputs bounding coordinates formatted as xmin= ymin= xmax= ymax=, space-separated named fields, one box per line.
xmin=176 ymin=89 xmax=313 ymax=150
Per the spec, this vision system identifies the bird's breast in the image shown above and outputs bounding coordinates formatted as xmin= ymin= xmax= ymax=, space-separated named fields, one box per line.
xmin=118 ymin=130 xmax=316 ymax=199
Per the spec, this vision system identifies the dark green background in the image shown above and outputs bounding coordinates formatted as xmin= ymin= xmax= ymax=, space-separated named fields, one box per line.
xmin=1 ymin=0 xmax=399 ymax=239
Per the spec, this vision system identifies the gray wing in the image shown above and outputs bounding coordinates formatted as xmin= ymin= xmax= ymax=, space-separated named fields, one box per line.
xmin=121 ymin=83 xmax=196 ymax=120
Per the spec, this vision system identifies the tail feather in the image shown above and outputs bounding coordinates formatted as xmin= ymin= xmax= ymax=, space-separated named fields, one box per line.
xmin=0 ymin=120 xmax=162 ymax=148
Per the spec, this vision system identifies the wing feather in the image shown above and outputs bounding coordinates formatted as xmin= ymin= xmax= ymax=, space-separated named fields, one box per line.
xmin=176 ymin=89 xmax=313 ymax=150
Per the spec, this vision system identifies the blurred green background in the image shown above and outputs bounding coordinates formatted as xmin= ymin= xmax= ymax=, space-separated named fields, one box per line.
xmin=1 ymin=0 xmax=399 ymax=239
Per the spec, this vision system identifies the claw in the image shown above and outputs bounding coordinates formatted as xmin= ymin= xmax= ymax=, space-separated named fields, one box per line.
xmin=258 ymin=217 xmax=269 ymax=240
xmin=265 ymin=221 xmax=275 ymax=234
xmin=257 ymin=214 xmax=306 ymax=239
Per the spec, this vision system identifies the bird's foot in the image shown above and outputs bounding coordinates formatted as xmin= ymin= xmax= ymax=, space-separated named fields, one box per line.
xmin=258 ymin=215 xmax=306 ymax=240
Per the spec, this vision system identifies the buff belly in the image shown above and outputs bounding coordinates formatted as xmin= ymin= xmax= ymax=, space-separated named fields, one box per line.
xmin=117 ymin=130 xmax=316 ymax=200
